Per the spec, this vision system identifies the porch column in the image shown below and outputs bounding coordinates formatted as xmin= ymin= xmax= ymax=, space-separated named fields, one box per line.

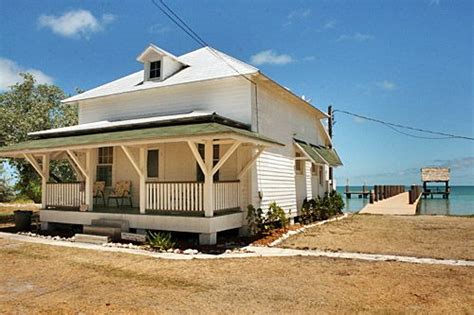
xmin=85 ymin=150 xmax=93 ymax=211
xmin=139 ymin=147 xmax=146 ymax=214
xmin=203 ymin=140 xmax=214 ymax=217
xmin=41 ymin=154 xmax=50 ymax=209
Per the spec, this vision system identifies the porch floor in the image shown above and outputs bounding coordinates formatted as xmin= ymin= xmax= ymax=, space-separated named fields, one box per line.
xmin=44 ymin=206 xmax=241 ymax=217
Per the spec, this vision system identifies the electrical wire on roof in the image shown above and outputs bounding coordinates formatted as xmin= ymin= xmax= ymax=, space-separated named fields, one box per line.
xmin=150 ymin=0 xmax=261 ymax=133
xmin=333 ymin=109 xmax=474 ymax=141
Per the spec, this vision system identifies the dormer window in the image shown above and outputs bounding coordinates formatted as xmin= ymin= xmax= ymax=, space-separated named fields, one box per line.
xmin=149 ymin=60 xmax=161 ymax=79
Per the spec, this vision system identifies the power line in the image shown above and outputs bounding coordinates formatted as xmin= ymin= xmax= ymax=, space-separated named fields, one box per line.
xmin=334 ymin=109 xmax=474 ymax=140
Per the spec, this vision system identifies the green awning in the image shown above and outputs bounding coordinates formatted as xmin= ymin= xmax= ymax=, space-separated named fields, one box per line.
xmin=0 ymin=123 xmax=283 ymax=156
xmin=294 ymin=138 xmax=343 ymax=167
xmin=311 ymin=145 xmax=343 ymax=167
xmin=294 ymin=141 xmax=326 ymax=165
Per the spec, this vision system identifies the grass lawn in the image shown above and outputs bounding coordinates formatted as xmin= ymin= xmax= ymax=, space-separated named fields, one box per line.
xmin=0 ymin=238 xmax=473 ymax=313
xmin=281 ymin=214 xmax=474 ymax=260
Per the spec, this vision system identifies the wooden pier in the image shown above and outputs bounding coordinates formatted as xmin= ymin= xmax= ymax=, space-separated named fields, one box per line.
xmin=344 ymin=184 xmax=370 ymax=198
xmin=360 ymin=186 xmax=422 ymax=216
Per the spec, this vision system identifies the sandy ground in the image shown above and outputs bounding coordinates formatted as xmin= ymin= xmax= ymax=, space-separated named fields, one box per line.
xmin=281 ymin=214 xmax=474 ymax=260
xmin=0 ymin=203 xmax=40 ymax=216
xmin=0 ymin=238 xmax=472 ymax=314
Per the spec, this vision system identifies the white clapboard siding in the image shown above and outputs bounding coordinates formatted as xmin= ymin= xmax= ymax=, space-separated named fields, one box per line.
xmin=46 ymin=183 xmax=85 ymax=208
xmin=146 ymin=182 xmax=203 ymax=212
xmin=305 ymin=161 xmax=312 ymax=198
xmin=79 ymin=78 xmax=252 ymax=125
xmin=256 ymin=151 xmax=297 ymax=214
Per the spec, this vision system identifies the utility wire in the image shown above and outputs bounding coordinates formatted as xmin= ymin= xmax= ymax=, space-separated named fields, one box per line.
xmin=334 ymin=109 xmax=474 ymax=140
xmin=150 ymin=0 xmax=257 ymax=86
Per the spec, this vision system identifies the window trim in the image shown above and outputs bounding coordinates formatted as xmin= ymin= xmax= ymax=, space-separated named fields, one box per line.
xmin=147 ymin=59 xmax=162 ymax=81
xmin=146 ymin=148 xmax=160 ymax=181
xmin=295 ymin=152 xmax=303 ymax=175
xmin=97 ymin=147 xmax=114 ymax=187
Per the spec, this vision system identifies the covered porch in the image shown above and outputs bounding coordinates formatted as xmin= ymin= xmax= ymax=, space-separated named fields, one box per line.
xmin=0 ymin=120 xmax=281 ymax=244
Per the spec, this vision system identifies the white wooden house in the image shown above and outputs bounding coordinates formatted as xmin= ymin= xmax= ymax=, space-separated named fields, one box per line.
xmin=0 ymin=44 xmax=342 ymax=244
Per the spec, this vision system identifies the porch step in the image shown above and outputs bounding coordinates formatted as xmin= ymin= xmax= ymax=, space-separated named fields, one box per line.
xmin=91 ymin=219 xmax=129 ymax=232
xmin=83 ymin=225 xmax=122 ymax=241
xmin=74 ymin=233 xmax=110 ymax=245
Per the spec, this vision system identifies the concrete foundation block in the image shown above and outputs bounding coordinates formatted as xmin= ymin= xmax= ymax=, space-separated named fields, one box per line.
xmin=199 ymin=232 xmax=217 ymax=245
xmin=41 ymin=221 xmax=49 ymax=231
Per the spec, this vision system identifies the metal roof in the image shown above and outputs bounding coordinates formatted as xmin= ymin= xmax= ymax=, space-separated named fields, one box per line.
xmin=62 ymin=46 xmax=259 ymax=103
xmin=0 ymin=123 xmax=283 ymax=156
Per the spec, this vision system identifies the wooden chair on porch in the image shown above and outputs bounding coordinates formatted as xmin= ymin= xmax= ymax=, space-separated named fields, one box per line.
xmin=107 ymin=181 xmax=133 ymax=208
xmin=93 ymin=181 xmax=106 ymax=206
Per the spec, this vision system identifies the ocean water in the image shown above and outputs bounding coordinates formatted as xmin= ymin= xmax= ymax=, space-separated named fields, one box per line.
xmin=336 ymin=186 xmax=474 ymax=216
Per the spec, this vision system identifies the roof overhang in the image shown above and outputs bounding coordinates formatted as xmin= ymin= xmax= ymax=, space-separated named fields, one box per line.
xmin=136 ymin=44 xmax=187 ymax=65
xmin=256 ymin=73 xmax=329 ymax=120
xmin=294 ymin=138 xmax=343 ymax=167
xmin=0 ymin=123 xmax=283 ymax=158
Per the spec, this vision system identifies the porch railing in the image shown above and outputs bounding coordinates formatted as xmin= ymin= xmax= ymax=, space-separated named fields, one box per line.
xmin=145 ymin=180 xmax=240 ymax=212
xmin=213 ymin=181 xmax=240 ymax=211
xmin=46 ymin=182 xmax=85 ymax=209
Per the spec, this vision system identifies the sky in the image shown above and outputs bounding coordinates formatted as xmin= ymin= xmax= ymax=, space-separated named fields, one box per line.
xmin=0 ymin=0 xmax=473 ymax=185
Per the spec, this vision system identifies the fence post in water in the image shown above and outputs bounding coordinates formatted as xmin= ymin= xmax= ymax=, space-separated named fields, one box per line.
xmin=369 ymin=190 xmax=375 ymax=204
xmin=374 ymin=185 xmax=379 ymax=202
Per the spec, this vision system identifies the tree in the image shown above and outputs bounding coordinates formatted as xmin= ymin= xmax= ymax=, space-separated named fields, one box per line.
xmin=0 ymin=73 xmax=78 ymax=202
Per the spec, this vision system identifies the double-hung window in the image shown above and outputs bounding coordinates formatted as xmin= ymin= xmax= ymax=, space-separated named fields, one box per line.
xmin=149 ymin=60 xmax=161 ymax=79
xmin=295 ymin=152 xmax=303 ymax=175
xmin=97 ymin=147 xmax=113 ymax=187
xmin=147 ymin=149 xmax=159 ymax=179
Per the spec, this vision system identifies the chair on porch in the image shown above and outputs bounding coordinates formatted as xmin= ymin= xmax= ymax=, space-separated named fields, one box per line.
xmin=93 ymin=181 xmax=106 ymax=206
xmin=107 ymin=181 xmax=133 ymax=208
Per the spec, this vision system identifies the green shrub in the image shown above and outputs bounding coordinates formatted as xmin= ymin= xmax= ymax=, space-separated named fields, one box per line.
xmin=265 ymin=202 xmax=289 ymax=230
xmin=0 ymin=180 xmax=14 ymax=202
xmin=299 ymin=191 xmax=345 ymax=224
xmin=247 ymin=204 xmax=264 ymax=235
xmin=246 ymin=202 xmax=289 ymax=235
xmin=147 ymin=231 xmax=175 ymax=250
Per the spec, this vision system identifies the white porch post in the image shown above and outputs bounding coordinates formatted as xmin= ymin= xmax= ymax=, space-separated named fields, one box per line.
xmin=121 ymin=145 xmax=146 ymax=214
xmin=85 ymin=149 xmax=93 ymax=211
xmin=139 ymin=147 xmax=146 ymax=214
xmin=41 ymin=154 xmax=50 ymax=209
xmin=203 ymin=139 xmax=214 ymax=217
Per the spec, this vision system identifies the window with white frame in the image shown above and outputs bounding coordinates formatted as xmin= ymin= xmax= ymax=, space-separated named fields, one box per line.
xmin=147 ymin=149 xmax=159 ymax=179
xmin=311 ymin=163 xmax=318 ymax=176
xmin=295 ymin=152 xmax=303 ymax=174
xmin=149 ymin=60 xmax=161 ymax=79
xmin=319 ymin=166 xmax=324 ymax=185
xmin=97 ymin=147 xmax=113 ymax=187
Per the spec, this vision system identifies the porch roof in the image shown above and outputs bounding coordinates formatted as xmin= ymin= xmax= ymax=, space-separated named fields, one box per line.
xmin=0 ymin=123 xmax=283 ymax=156
xmin=294 ymin=138 xmax=343 ymax=167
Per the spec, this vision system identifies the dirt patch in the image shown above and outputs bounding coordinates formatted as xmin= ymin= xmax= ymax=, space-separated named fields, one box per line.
xmin=281 ymin=214 xmax=474 ymax=260
xmin=0 ymin=238 xmax=472 ymax=313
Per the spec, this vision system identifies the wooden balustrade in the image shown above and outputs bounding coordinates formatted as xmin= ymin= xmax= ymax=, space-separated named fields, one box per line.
xmin=145 ymin=181 xmax=240 ymax=212
xmin=213 ymin=181 xmax=240 ymax=211
xmin=46 ymin=182 xmax=85 ymax=209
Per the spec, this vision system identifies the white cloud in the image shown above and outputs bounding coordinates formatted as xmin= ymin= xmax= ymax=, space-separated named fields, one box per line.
xmin=250 ymin=50 xmax=295 ymax=66
xmin=0 ymin=58 xmax=53 ymax=91
xmin=149 ymin=24 xmax=171 ymax=34
xmin=285 ymin=8 xmax=311 ymax=26
xmin=336 ymin=32 xmax=374 ymax=42
xmin=38 ymin=9 xmax=116 ymax=39
xmin=324 ymin=20 xmax=337 ymax=29
xmin=429 ymin=0 xmax=440 ymax=5
xmin=288 ymin=8 xmax=311 ymax=20
xmin=376 ymin=80 xmax=397 ymax=91
xmin=303 ymin=56 xmax=316 ymax=62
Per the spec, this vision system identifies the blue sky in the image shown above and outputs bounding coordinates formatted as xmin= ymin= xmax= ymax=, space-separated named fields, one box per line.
xmin=1 ymin=0 xmax=473 ymax=185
